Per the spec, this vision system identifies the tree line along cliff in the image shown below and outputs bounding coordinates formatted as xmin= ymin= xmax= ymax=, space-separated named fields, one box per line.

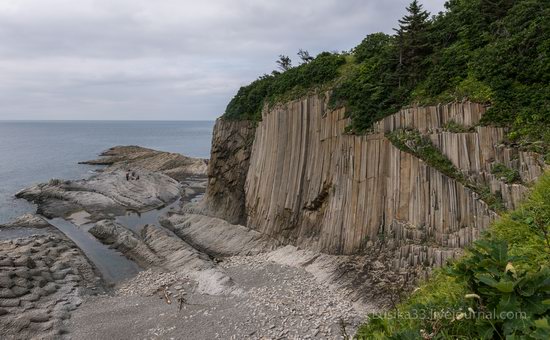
xmin=223 ymin=0 xmax=550 ymax=160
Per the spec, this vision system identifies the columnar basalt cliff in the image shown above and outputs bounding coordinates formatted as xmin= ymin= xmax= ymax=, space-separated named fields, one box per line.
xmin=204 ymin=95 xmax=546 ymax=274
xmin=244 ymin=98 xmax=497 ymax=259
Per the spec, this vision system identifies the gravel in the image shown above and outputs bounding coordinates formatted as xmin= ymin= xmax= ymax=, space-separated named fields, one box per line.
xmin=67 ymin=254 xmax=366 ymax=339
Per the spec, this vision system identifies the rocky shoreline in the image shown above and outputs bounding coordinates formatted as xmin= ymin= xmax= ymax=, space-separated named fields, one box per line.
xmin=0 ymin=214 xmax=101 ymax=339
xmin=1 ymin=145 xmax=371 ymax=339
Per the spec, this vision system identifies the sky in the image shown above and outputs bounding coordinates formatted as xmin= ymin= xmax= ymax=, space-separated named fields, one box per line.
xmin=0 ymin=0 xmax=446 ymax=121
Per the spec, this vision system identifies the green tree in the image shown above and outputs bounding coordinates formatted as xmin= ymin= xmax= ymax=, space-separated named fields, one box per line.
xmin=297 ymin=49 xmax=314 ymax=64
xmin=394 ymin=0 xmax=431 ymax=88
xmin=276 ymin=55 xmax=292 ymax=72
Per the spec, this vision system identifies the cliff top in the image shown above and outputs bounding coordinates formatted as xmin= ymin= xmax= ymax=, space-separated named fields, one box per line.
xmin=223 ymin=0 xmax=550 ymax=159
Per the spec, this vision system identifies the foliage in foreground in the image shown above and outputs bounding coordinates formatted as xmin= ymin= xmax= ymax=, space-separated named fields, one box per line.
xmin=356 ymin=172 xmax=550 ymax=339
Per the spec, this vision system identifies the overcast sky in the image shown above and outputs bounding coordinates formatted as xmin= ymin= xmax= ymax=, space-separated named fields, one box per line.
xmin=0 ymin=0 xmax=445 ymax=121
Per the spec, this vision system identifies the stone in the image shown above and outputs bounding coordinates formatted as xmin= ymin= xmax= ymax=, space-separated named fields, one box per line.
xmin=0 ymin=275 xmax=13 ymax=288
xmin=0 ymin=258 xmax=13 ymax=267
xmin=14 ymin=268 xmax=32 ymax=279
xmin=0 ymin=298 xmax=20 ymax=307
xmin=28 ymin=310 xmax=51 ymax=323
xmin=10 ymin=285 xmax=30 ymax=297
xmin=41 ymin=283 xmax=58 ymax=296
xmin=0 ymin=288 xmax=15 ymax=298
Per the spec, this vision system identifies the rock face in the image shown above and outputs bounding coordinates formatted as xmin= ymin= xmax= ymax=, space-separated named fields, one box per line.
xmin=204 ymin=96 xmax=546 ymax=276
xmin=373 ymin=104 xmax=546 ymax=210
xmin=80 ymin=145 xmax=208 ymax=180
xmin=201 ymin=119 xmax=256 ymax=225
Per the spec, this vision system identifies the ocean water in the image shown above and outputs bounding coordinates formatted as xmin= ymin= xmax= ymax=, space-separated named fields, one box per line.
xmin=0 ymin=120 xmax=215 ymax=224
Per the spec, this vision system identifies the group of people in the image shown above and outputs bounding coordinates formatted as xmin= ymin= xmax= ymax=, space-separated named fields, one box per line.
xmin=125 ymin=170 xmax=140 ymax=181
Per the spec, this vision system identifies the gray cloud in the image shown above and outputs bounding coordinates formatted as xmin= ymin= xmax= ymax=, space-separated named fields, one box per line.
xmin=0 ymin=0 xmax=446 ymax=120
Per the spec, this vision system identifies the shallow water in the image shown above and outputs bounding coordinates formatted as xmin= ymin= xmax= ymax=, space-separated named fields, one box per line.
xmin=48 ymin=218 xmax=142 ymax=283
xmin=115 ymin=198 xmax=182 ymax=234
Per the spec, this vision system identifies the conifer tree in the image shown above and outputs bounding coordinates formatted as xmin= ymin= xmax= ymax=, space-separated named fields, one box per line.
xmin=394 ymin=0 xmax=431 ymax=87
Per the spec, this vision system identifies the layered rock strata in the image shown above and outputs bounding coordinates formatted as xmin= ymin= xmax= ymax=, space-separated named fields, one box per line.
xmin=80 ymin=145 xmax=208 ymax=180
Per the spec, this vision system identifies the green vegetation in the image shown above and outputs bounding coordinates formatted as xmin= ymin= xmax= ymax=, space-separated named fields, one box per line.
xmin=387 ymin=129 xmax=505 ymax=211
xmin=492 ymin=163 xmax=523 ymax=185
xmin=387 ymin=129 xmax=464 ymax=181
xmin=224 ymin=0 xmax=550 ymax=157
xmin=224 ymin=52 xmax=345 ymax=121
xmin=443 ymin=120 xmax=476 ymax=133
xmin=357 ymin=172 xmax=550 ymax=339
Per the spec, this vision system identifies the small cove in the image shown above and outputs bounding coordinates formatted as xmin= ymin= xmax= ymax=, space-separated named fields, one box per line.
xmin=47 ymin=218 xmax=142 ymax=283
xmin=44 ymin=191 xmax=203 ymax=284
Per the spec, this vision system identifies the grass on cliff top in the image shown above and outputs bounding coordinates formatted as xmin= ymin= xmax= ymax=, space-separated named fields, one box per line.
xmin=356 ymin=171 xmax=550 ymax=339
xmin=387 ymin=129 xmax=506 ymax=212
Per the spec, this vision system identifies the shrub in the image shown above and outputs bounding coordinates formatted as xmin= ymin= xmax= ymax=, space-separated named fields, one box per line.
xmin=356 ymin=171 xmax=550 ymax=339
xmin=224 ymin=53 xmax=345 ymax=121
xmin=491 ymin=163 xmax=522 ymax=184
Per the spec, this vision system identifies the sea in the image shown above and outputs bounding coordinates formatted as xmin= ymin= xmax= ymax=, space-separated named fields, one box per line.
xmin=0 ymin=120 xmax=215 ymax=224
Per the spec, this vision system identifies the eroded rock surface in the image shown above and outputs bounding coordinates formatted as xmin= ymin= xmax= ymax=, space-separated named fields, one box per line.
xmin=90 ymin=220 xmax=234 ymax=296
xmin=200 ymin=119 xmax=256 ymax=225
xmin=80 ymin=145 xmax=208 ymax=180
xmin=0 ymin=215 xmax=100 ymax=340
xmin=161 ymin=212 xmax=279 ymax=257
xmin=16 ymin=170 xmax=181 ymax=222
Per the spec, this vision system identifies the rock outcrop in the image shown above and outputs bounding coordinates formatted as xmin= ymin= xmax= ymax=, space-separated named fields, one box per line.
xmin=16 ymin=170 xmax=181 ymax=221
xmin=80 ymin=145 xmax=208 ymax=180
xmin=89 ymin=220 xmax=235 ymax=295
xmin=204 ymin=96 xmax=546 ymax=283
xmin=161 ymin=213 xmax=278 ymax=257
xmin=200 ymin=119 xmax=256 ymax=225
